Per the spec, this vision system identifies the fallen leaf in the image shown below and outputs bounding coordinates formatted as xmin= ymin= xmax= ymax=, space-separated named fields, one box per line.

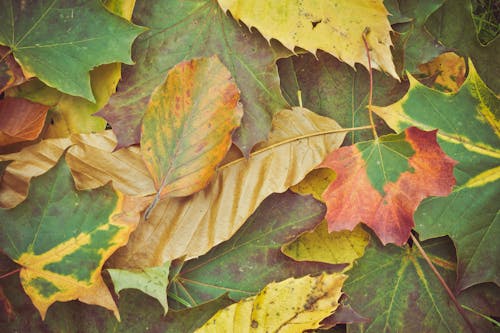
xmin=167 ymin=191 xmax=344 ymax=309
xmin=110 ymin=107 xmax=345 ymax=267
xmin=0 ymin=97 xmax=49 ymax=146
xmin=217 ymin=0 xmax=397 ymax=79
xmin=0 ymin=45 xmax=26 ymax=94
xmin=344 ymin=236 xmax=492 ymax=332
xmin=0 ymin=131 xmax=155 ymax=209
xmin=0 ymin=158 xmax=150 ymax=319
xmin=108 ymin=261 xmax=170 ymax=315
xmin=320 ymin=127 xmax=456 ymax=245
xmin=372 ymin=61 xmax=500 ymax=290
xmin=278 ymin=51 xmax=408 ymax=145
xmin=418 ymin=52 xmax=466 ymax=92
xmin=195 ymin=273 xmax=347 ymax=332
xmin=0 ymin=0 xmax=145 ymax=102
xmin=141 ymin=56 xmax=242 ymax=199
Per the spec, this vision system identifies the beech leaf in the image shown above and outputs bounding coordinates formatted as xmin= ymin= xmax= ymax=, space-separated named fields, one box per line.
xmin=217 ymin=0 xmax=398 ymax=79
xmin=320 ymin=127 xmax=456 ymax=246
xmin=195 ymin=273 xmax=347 ymax=332
xmin=372 ymin=61 xmax=500 ymax=289
xmin=141 ymin=56 xmax=242 ymax=199
xmin=111 ymin=107 xmax=345 ymax=267
xmin=0 ymin=0 xmax=145 ymax=102
xmin=0 ymin=158 xmax=149 ymax=319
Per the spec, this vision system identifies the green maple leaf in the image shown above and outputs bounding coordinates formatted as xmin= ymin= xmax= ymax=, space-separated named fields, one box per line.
xmin=373 ymin=61 xmax=500 ymax=290
xmin=0 ymin=0 xmax=145 ymax=102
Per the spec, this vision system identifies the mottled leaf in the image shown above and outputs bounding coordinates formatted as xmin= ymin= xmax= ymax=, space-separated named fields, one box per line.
xmin=0 ymin=158 xmax=149 ymax=319
xmin=0 ymin=131 xmax=155 ymax=209
xmin=97 ymin=0 xmax=288 ymax=154
xmin=320 ymin=127 xmax=456 ymax=245
xmin=0 ymin=45 xmax=26 ymax=94
xmin=426 ymin=0 xmax=500 ymax=93
xmin=108 ymin=261 xmax=170 ymax=315
xmin=417 ymin=52 xmax=467 ymax=92
xmin=168 ymin=191 xmax=344 ymax=309
xmin=218 ymin=0 xmax=397 ymax=79
xmin=195 ymin=273 xmax=347 ymax=332
xmin=110 ymin=107 xmax=345 ymax=267
xmin=0 ymin=0 xmax=145 ymax=101
xmin=372 ymin=62 xmax=500 ymax=289
xmin=278 ymin=51 xmax=407 ymax=145
xmin=0 ymin=97 xmax=48 ymax=146
xmin=344 ymin=237 xmax=489 ymax=332
xmin=141 ymin=56 xmax=242 ymax=199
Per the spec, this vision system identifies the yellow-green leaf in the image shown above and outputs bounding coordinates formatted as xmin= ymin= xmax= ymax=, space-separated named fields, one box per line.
xmin=141 ymin=56 xmax=242 ymax=199
xmin=217 ymin=0 xmax=398 ymax=79
xmin=195 ymin=273 xmax=347 ymax=332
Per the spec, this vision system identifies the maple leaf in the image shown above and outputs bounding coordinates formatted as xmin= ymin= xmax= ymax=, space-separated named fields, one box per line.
xmin=320 ymin=127 xmax=456 ymax=246
xmin=110 ymin=107 xmax=345 ymax=267
xmin=217 ymin=0 xmax=398 ymax=79
xmin=0 ymin=97 xmax=49 ymax=146
xmin=0 ymin=158 xmax=149 ymax=319
xmin=141 ymin=56 xmax=242 ymax=199
xmin=97 ymin=0 xmax=287 ymax=154
xmin=372 ymin=61 xmax=500 ymax=290
xmin=167 ymin=191 xmax=344 ymax=309
xmin=0 ymin=0 xmax=145 ymax=102
xmin=195 ymin=273 xmax=347 ymax=332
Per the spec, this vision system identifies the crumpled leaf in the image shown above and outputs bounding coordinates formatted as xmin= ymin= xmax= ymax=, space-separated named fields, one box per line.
xmin=97 ymin=0 xmax=288 ymax=154
xmin=0 ymin=0 xmax=145 ymax=102
xmin=320 ymin=127 xmax=456 ymax=246
xmin=0 ymin=45 xmax=26 ymax=94
xmin=111 ymin=107 xmax=346 ymax=267
xmin=0 ymin=158 xmax=149 ymax=319
xmin=167 ymin=191 xmax=344 ymax=309
xmin=418 ymin=52 xmax=466 ymax=93
xmin=344 ymin=236 xmax=491 ymax=332
xmin=285 ymin=168 xmax=370 ymax=268
xmin=372 ymin=61 xmax=500 ymax=290
xmin=426 ymin=0 xmax=500 ymax=92
xmin=141 ymin=56 xmax=242 ymax=199
xmin=0 ymin=97 xmax=49 ymax=146
xmin=0 ymin=131 xmax=155 ymax=209
xmin=108 ymin=261 xmax=170 ymax=315
xmin=278 ymin=51 xmax=407 ymax=145
xmin=195 ymin=273 xmax=346 ymax=332
xmin=217 ymin=0 xmax=397 ymax=79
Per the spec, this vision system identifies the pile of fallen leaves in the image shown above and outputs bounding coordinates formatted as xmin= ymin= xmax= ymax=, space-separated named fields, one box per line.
xmin=0 ymin=0 xmax=498 ymax=332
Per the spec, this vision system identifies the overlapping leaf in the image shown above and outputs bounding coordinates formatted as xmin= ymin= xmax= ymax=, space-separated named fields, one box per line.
xmin=141 ymin=56 xmax=242 ymax=200
xmin=110 ymin=107 xmax=346 ymax=267
xmin=372 ymin=62 xmax=500 ymax=290
xmin=0 ymin=45 xmax=26 ymax=94
xmin=418 ymin=52 xmax=467 ymax=93
xmin=0 ymin=0 xmax=144 ymax=101
xmin=167 ymin=191 xmax=344 ymax=309
xmin=0 ymin=158 xmax=149 ymax=319
xmin=344 ymin=237 xmax=493 ymax=332
xmin=218 ymin=0 xmax=397 ymax=79
xmin=97 ymin=0 xmax=288 ymax=154
xmin=195 ymin=273 xmax=347 ymax=332
xmin=320 ymin=127 xmax=456 ymax=245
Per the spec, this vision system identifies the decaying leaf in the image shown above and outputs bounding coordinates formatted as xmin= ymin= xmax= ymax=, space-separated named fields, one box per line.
xmin=418 ymin=52 xmax=466 ymax=93
xmin=0 ymin=158 xmax=150 ymax=319
xmin=195 ymin=273 xmax=347 ymax=332
xmin=111 ymin=107 xmax=345 ymax=267
xmin=0 ymin=45 xmax=26 ymax=94
xmin=321 ymin=127 xmax=456 ymax=245
xmin=372 ymin=61 xmax=500 ymax=290
xmin=217 ymin=0 xmax=397 ymax=79
xmin=0 ymin=97 xmax=49 ymax=146
xmin=0 ymin=0 xmax=145 ymax=102
xmin=141 ymin=56 xmax=242 ymax=199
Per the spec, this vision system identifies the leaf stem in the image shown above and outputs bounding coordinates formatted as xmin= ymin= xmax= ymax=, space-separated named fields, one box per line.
xmin=0 ymin=268 xmax=20 ymax=280
xmin=410 ymin=233 xmax=476 ymax=333
xmin=168 ymin=292 xmax=193 ymax=308
xmin=462 ymin=304 xmax=500 ymax=327
xmin=362 ymin=29 xmax=378 ymax=140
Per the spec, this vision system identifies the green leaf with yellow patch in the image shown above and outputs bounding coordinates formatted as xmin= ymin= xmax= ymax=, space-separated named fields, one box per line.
xmin=0 ymin=158 xmax=148 ymax=320
xmin=372 ymin=61 xmax=500 ymax=290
